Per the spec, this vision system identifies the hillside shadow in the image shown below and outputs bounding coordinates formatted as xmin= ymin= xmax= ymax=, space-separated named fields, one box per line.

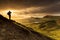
xmin=39 ymin=19 xmax=60 ymax=32
xmin=0 ymin=14 xmax=55 ymax=40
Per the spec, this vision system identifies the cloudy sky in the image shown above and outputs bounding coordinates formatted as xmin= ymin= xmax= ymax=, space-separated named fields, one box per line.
xmin=0 ymin=0 xmax=60 ymax=19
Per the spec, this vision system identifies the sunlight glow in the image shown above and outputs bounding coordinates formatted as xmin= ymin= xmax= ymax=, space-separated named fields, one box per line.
xmin=0 ymin=7 xmax=47 ymax=19
xmin=2 ymin=10 xmax=20 ymax=13
xmin=0 ymin=9 xmax=20 ymax=19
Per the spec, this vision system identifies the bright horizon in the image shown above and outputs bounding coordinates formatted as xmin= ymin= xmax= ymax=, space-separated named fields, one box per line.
xmin=0 ymin=9 xmax=60 ymax=20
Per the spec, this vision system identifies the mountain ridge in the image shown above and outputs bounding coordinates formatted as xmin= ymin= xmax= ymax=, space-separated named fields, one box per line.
xmin=0 ymin=14 xmax=54 ymax=40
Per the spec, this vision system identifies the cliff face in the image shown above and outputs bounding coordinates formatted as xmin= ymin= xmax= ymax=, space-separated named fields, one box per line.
xmin=0 ymin=15 xmax=54 ymax=40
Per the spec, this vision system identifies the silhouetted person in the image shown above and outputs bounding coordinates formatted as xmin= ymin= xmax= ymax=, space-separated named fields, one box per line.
xmin=7 ymin=11 xmax=12 ymax=20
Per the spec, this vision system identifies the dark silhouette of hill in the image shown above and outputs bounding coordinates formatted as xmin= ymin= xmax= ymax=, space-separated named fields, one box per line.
xmin=0 ymin=15 xmax=54 ymax=40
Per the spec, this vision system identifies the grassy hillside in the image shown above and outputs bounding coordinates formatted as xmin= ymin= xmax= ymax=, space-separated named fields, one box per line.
xmin=0 ymin=15 xmax=54 ymax=40
xmin=18 ymin=15 xmax=60 ymax=40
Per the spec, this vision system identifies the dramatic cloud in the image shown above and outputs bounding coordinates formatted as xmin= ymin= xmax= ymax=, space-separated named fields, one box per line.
xmin=40 ymin=2 xmax=60 ymax=13
xmin=0 ymin=0 xmax=60 ymax=8
xmin=0 ymin=0 xmax=60 ymax=14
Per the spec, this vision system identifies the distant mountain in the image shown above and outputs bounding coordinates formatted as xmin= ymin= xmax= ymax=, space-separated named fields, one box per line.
xmin=0 ymin=15 xmax=54 ymax=40
xmin=21 ymin=16 xmax=60 ymax=31
xmin=23 ymin=15 xmax=60 ymax=24
xmin=25 ymin=17 xmax=41 ymax=24
xmin=44 ymin=15 xmax=60 ymax=19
